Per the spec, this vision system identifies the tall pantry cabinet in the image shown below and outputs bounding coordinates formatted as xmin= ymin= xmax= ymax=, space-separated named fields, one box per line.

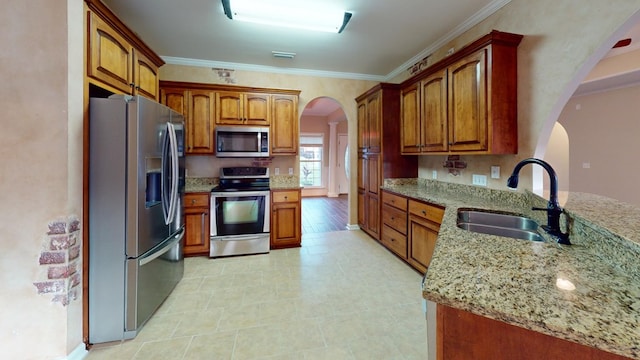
xmin=356 ymin=83 xmax=417 ymax=241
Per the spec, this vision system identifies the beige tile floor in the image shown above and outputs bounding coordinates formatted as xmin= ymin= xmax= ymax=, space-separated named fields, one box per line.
xmin=86 ymin=230 xmax=428 ymax=360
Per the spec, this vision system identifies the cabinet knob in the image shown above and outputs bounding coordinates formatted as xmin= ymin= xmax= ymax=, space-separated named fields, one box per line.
xmin=129 ymin=82 xmax=135 ymax=88
xmin=284 ymin=196 xmax=288 ymax=200
xmin=422 ymin=210 xmax=427 ymax=216
xmin=391 ymin=217 xmax=395 ymax=221
xmin=191 ymin=199 xmax=196 ymax=204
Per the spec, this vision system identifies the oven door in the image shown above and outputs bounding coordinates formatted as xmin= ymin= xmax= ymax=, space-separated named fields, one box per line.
xmin=210 ymin=190 xmax=270 ymax=237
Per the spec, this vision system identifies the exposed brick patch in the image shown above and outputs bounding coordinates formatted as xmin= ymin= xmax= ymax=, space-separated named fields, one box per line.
xmin=69 ymin=245 xmax=80 ymax=261
xmin=39 ymin=251 xmax=66 ymax=265
xmin=47 ymin=221 xmax=67 ymax=235
xmin=34 ymin=280 xmax=66 ymax=294
xmin=34 ymin=216 xmax=82 ymax=306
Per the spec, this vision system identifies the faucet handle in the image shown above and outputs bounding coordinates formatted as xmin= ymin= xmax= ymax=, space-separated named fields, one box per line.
xmin=531 ymin=207 xmax=547 ymax=212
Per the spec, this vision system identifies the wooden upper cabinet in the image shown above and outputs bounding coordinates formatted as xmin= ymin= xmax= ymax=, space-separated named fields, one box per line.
xmin=187 ymin=91 xmax=215 ymax=154
xmin=132 ymin=50 xmax=159 ymax=100
xmin=161 ymin=88 xmax=188 ymax=117
xmin=271 ymin=94 xmax=299 ymax=155
xmin=400 ymin=30 xmax=522 ymax=155
xmin=422 ymin=69 xmax=448 ymax=152
xmin=357 ymin=101 xmax=367 ymax=152
xmin=87 ymin=11 xmax=134 ymax=95
xmin=400 ymin=82 xmax=421 ymax=154
xmin=215 ymin=91 xmax=270 ymax=125
xmin=85 ymin=0 xmax=164 ymax=100
xmin=448 ymin=49 xmax=487 ymax=152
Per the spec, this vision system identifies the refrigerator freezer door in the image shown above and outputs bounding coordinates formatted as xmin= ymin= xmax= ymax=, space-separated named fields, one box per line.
xmin=125 ymin=228 xmax=184 ymax=336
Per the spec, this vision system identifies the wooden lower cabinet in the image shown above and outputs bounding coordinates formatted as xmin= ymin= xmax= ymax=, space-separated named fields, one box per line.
xmin=437 ymin=304 xmax=632 ymax=360
xmin=270 ymin=189 xmax=301 ymax=249
xmin=380 ymin=190 xmax=444 ymax=274
xmin=183 ymin=193 xmax=210 ymax=256
xmin=407 ymin=200 xmax=444 ymax=273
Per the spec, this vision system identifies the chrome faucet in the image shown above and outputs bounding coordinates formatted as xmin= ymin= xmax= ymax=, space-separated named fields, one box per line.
xmin=507 ymin=158 xmax=571 ymax=245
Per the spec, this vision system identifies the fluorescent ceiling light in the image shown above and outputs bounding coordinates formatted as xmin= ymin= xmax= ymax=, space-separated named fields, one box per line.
xmin=221 ymin=0 xmax=352 ymax=33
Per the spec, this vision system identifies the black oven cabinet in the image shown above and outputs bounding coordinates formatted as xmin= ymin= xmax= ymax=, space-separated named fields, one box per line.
xmin=270 ymin=189 xmax=302 ymax=249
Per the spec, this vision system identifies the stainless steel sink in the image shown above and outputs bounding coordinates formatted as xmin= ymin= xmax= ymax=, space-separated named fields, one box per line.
xmin=456 ymin=209 xmax=545 ymax=242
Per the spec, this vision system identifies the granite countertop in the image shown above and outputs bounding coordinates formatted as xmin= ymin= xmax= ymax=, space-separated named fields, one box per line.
xmin=382 ymin=179 xmax=640 ymax=359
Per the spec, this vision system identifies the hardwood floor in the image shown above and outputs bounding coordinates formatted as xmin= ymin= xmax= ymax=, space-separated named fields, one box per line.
xmin=301 ymin=194 xmax=348 ymax=234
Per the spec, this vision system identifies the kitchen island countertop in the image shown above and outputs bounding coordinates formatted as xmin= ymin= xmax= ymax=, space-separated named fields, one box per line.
xmin=382 ymin=178 xmax=640 ymax=359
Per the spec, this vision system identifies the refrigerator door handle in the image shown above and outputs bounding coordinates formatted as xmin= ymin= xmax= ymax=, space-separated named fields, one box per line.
xmin=139 ymin=228 xmax=184 ymax=266
xmin=161 ymin=122 xmax=180 ymax=225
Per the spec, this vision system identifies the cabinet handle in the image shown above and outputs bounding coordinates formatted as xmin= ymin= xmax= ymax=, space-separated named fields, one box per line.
xmin=129 ymin=82 xmax=135 ymax=88
xmin=191 ymin=199 xmax=196 ymax=204
xmin=390 ymin=238 xmax=396 ymax=242
xmin=422 ymin=210 xmax=427 ymax=216
xmin=391 ymin=217 xmax=395 ymax=221
xmin=284 ymin=196 xmax=288 ymax=200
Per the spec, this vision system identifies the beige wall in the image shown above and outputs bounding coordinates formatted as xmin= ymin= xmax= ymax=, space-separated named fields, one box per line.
xmin=1 ymin=0 xmax=84 ymax=358
xmin=559 ymin=84 xmax=640 ymax=206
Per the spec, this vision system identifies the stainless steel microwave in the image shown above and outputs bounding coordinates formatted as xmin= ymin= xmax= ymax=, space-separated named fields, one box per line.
xmin=215 ymin=126 xmax=270 ymax=157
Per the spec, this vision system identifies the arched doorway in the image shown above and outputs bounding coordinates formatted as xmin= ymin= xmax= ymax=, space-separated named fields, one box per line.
xmin=536 ymin=13 xmax=640 ymax=204
xmin=299 ymin=96 xmax=350 ymax=234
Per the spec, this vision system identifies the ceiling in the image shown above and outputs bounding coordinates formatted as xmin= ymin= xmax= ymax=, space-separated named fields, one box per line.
xmin=101 ymin=0 xmax=510 ymax=81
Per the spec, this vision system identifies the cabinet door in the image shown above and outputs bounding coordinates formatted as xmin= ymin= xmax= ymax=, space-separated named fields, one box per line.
xmin=87 ymin=11 xmax=134 ymax=94
xmin=448 ymin=49 xmax=488 ymax=152
xmin=244 ymin=93 xmax=270 ymax=125
xmin=215 ymin=91 xmax=244 ymax=124
xmin=161 ymin=88 xmax=188 ymax=117
xmin=367 ymin=195 xmax=380 ymax=239
xmin=422 ymin=69 xmax=448 ymax=152
xmin=400 ymin=82 xmax=421 ymax=154
xmin=188 ymin=91 xmax=215 ymax=154
xmin=366 ymin=92 xmax=382 ymax=153
xmin=132 ymin=50 xmax=159 ymax=100
xmin=357 ymin=189 xmax=366 ymax=229
xmin=271 ymin=94 xmax=298 ymax=155
xmin=271 ymin=203 xmax=301 ymax=249
xmin=366 ymin=153 xmax=379 ymax=197
xmin=407 ymin=215 xmax=439 ymax=274
xmin=184 ymin=206 xmax=210 ymax=256
xmin=357 ymin=100 xmax=367 ymax=152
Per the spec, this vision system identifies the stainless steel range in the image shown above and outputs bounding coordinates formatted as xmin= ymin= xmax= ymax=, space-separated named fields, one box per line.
xmin=210 ymin=167 xmax=270 ymax=257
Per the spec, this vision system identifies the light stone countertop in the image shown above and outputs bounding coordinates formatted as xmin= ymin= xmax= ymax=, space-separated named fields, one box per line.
xmin=382 ymin=178 xmax=640 ymax=359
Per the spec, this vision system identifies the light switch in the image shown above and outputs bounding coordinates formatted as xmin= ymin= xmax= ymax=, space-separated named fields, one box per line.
xmin=491 ymin=166 xmax=500 ymax=179
xmin=288 ymin=168 xmax=294 ymax=175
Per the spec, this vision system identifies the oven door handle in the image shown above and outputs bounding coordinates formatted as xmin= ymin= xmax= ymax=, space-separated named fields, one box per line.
xmin=211 ymin=191 xmax=270 ymax=197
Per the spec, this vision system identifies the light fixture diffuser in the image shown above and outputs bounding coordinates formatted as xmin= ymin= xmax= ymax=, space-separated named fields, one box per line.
xmin=221 ymin=0 xmax=352 ymax=33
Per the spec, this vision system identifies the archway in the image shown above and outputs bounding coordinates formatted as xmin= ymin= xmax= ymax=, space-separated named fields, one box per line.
xmin=535 ymin=12 xmax=640 ymax=198
xmin=299 ymin=96 xmax=350 ymax=234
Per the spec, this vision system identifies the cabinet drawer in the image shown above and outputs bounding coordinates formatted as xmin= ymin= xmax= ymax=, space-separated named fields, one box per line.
xmin=382 ymin=191 xmax=408 ymax=211
xmin=184 ymin=193 xmax=210 ymax=208
xmin=408 ymin=200 xmax=445 ymax=224
xmin=382 ymin=204 xmax=407 ymax=235
xmin=272 ymin=190 xmax=299 ymax=203
xmin=381 ymin=225 xmax=407 ymax=258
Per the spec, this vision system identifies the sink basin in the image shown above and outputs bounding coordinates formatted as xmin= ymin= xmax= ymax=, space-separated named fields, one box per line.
xmin=456 ymin=209 xmax=545 ymax=242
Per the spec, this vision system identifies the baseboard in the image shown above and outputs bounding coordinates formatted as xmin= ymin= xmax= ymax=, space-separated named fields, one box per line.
xmin=66 ymin=343 xmax=88 ymax=360
xmin=346 ymin=224 xmax=360 ymax=230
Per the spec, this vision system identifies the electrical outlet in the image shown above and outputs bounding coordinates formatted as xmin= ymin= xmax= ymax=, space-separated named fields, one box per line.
xmin=274 ymin=168 xmax=280 ymax=175
xmin=432 ymin=170 xmax=437 ymax=179
xmin=491 ymin=166 xmax=500 ymax=179
xmin=288 ymin=168 xmax=294 ymax=175
xmin=472 ymin=174 xmax=487 ymax=186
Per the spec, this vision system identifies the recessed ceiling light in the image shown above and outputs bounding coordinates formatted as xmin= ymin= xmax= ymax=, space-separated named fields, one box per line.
xmin=221 ymin=0 xmax=352 ymax=33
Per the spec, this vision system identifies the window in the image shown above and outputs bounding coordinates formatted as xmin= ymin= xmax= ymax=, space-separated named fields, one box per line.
xmin=299 ymin=133 xmax=323 ymax=187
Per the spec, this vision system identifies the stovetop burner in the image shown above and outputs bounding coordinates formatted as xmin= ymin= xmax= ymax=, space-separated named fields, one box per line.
xmin=213 ymin=167 xmax=270 ymax=192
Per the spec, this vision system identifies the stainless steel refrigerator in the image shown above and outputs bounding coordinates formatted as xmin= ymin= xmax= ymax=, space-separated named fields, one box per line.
xmin=88 ymin=95 xmax=185 ymax=344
